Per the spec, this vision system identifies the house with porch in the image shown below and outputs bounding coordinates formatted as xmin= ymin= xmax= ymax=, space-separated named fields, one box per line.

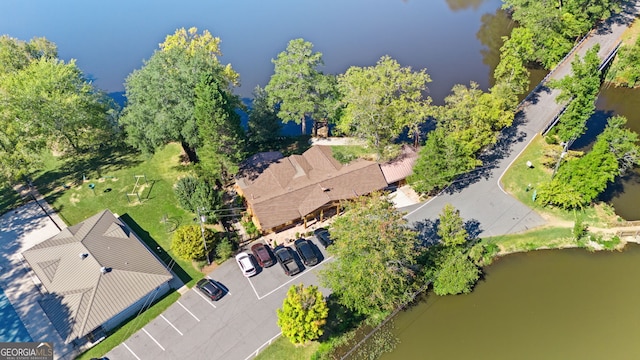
xmin=235 ymin=145 xmax=389 ymax=233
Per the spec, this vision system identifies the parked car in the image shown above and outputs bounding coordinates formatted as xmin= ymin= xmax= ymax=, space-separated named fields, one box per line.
xmin=196 ymin=278 xmax=224 ymax=301
xmin=294 ymin=238 xmax=319 ymax=266
xmin=274 ymin=246 xmax=301 ymax=276
xmin=314 ymin=228 xmax=333 ymax=248
xmin=235 ymin=252 xmax=257 ymax=277
xmin=251 ymin=243 xmax=275 ymax=268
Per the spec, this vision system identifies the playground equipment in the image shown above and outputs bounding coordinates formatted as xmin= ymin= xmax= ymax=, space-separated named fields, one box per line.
xmin=126 ymin=174 xmax=147 ymax=203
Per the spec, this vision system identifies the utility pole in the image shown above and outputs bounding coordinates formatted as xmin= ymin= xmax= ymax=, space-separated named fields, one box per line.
xmin=196 ymin=207 xmax=210 ymax=265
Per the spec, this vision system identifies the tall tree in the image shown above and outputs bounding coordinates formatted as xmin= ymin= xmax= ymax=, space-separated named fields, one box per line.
xmin=120 ymin=27 xmax=240 ymax=160
xmin=437 ymin=204 xmax=469 ymax=247
xmin=265 ymin=38 xmax=337 ymax=135
xmin=277 ymin=284 xmax=329 ymax=345
xmin=247 ymin=86 xmax=282 ymax=151
xmin=336 ymin=55 xmax=432 ymax=157
xmin=432 ymin=248 xmax=480 ymax=296
xmin=548 ymin=45 xmax=601 ymax=142
xmin=408 ymin=127 xmax=479 ymax=194
xmin=320 ymin=194 xmax=419 ymax=319
xmin=492 ymin=27 xmax=536 ymax=107
xmin=194 ymin=72 xmax=245 ymax=179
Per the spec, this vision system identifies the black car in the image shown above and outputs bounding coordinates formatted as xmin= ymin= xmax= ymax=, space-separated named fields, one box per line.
xmin=196 ymin=278 xmax=224 ymax=301
xmin=294 ymin=238 xmax=319 ymax=266
xmin=314 ymin=228 xmax=333 ymax=248
xmin=274 ymin=246 xmax=301 ymax=276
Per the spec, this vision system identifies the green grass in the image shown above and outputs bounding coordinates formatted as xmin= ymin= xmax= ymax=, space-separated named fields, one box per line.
xmin=499 ymin=134 xmax=610 ymax=227
xmin=482 ymin=226 xmax=574 ymax=254
xmin=75 ymin=291 xmax=181 ymax=360
xmin=330 ymin=145 xmax=374 ymax=164
xmin=254 ymin=337 xmax=320 ymax=360
xmin=0 ymin=184 xmax=25 ymax=216
xmin=32 ymin=143 xmax=201 ymax=285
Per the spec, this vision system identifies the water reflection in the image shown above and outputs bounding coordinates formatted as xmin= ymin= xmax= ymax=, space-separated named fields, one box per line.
xmin=446 ymin=0 xmax=492 ymax=11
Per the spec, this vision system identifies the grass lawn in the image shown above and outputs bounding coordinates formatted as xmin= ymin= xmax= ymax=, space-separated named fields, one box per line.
xmin=254 ymin=337 xmax=320 ymax=360
xmin=499 ymin=133 xmax=614 ymax=227
xmin=330 ymin=145 xmax=375 ymax=164
xmin=482 ymin=226 xmax=575 ymax=254
xmin=32 ymin=142 xmax=201 ymax=284
xmin=0 ymin=184 xmax=25 ymax=216
xmin=75 ymin=291 xmax=181 ymax=360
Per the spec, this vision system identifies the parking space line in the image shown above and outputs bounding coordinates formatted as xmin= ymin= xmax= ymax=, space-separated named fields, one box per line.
xmin=177 ymin=300 xmax=200 ymax=322
xmin=256 ymin=256 xmax=334 ymax=300
xmin=248 ymin=277 xmax=260 ymax=299
xmin=160 ymin=314 xmax=183 ymax=336
xmin=123 ymin=342 xmax=141 ymax=360
xmin=142 ymin=328 xmax=165 ymax=351
xmin=193 ymin=289 xmax=217 ymax=308
xmin=244 ymin=331 xmax=282 ymax=360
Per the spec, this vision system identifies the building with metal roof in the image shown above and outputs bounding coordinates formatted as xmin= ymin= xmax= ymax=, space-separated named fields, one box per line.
xmin=21 ymin=210 xmax=173 ymax=345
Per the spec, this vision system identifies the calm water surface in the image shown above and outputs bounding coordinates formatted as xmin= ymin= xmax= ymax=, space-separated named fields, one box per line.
xmin=380 ymin=246 xmax=640 ymax=360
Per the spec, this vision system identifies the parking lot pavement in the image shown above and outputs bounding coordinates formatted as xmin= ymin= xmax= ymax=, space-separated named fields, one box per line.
xmin=107 ymin=236 xmax=333 ymax=360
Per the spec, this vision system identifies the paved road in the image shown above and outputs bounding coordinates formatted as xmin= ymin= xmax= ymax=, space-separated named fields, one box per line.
xmin=107 ymin=239 xmax=332 ymax=360
xmin=405 ymin=1 xmax=640 ymax=237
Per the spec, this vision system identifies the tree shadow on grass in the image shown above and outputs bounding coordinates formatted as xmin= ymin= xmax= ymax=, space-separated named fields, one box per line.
xmin=32 ymin=144 xmax=142 ymax=206
xmin=119 ymin=213 xmax=192 ymax=285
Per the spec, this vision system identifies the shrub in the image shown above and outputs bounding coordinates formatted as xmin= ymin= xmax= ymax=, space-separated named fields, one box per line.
xmin=174 ymin=176 xmax=222 ymax=217
xmin=242 ymin=218 xmax=260 ymax=239
xmin=170 ymin=225 xmax=214 ymax=261
xmin=215 ymin=237 xmax=233 ymax=264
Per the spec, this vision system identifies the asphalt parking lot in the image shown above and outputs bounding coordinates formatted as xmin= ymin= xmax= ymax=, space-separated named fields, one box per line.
xmin=107 ymin=236 xmax=332 ymax=360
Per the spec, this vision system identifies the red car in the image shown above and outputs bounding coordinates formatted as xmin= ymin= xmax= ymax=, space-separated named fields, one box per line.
xmin=251 ymin=243 xmax=275 ymax=267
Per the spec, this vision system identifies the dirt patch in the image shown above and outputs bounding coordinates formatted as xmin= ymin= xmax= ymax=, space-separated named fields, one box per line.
xmin=200 ymin=261 xmax=220 ymax=274
xmin=70 ymin=193 xmax=80 ymax=204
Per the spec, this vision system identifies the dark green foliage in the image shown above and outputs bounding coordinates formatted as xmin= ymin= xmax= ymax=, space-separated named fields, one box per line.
xmin=438 ymin=204 xmax=469 ymax=247
xmin=173 ymin=176 xmax=223 ymax=217
xmin=120 ymin=28 xmax=239 ymax=157
xmin=573 ymin=218 xmax=588 ymax=241
xmin=194 ymin=71 xmax=245 ymax=180
xmin=548 ymin=45 xmax=602 ymax=142
xmin=214 ymin=237 xmax=233 ymax=264
xmin=247 ymin=86 xmax=282 ymax=151
xmin=408 ymin=127 xmax=479 ymax=194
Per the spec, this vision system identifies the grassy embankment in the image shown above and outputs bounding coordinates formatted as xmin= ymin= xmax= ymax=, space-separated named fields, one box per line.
xmin=486 ymin=133 xmax=621 ymax=254
xmin=605 ymin=15 xmax=640 ymax=86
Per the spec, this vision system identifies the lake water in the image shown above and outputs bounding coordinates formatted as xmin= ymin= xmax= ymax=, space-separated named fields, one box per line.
xmin=379 ymin=245 xmax=640 ymax=360
xmin=3 ymin=1 xmax=640 ymax=357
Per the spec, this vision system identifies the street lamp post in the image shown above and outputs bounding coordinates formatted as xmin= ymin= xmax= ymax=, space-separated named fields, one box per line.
xmin=196 ymin=207 xmax=211 ymax=265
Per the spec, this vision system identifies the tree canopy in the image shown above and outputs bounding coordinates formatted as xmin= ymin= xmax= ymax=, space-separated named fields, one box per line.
xmin=320 ymin=194 xmax=419 ymax=319
xmin=277 ymin=284 xmax=329 ymax=345
xmin=537 ymin=115 xmax=640 ymax=209
xmin=265 ymin=38 xmax=337 ymax=135
xmin=548 ymin=45 xmax=601 ymax=143
xmin=0 ymin=36 xmax=115 ymax=184
xmin=247 ymin=86 xmax=282 ymax=151
xmin=120 ymin=27 xmax=241 ymax=164
xmin=336 ymin=55 xmax=432 ymax=158
xmin=170 ymin=224 xmax=215 ymax=261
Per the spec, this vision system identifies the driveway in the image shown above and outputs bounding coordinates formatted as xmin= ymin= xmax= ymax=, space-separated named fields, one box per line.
xmin=0 ymin=198 xmax=76 ymax=359
xmin=107 ymin=238 xmax=332 ymax=360
xmin=404 ymin=1 xmax=640 ymax=237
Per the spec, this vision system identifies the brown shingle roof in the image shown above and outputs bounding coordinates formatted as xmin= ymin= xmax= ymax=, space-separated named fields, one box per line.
xmin=239 ymin=146 xmax=388 ymax=230
xmin=22 ymin=210 xmax=172 ymax=342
